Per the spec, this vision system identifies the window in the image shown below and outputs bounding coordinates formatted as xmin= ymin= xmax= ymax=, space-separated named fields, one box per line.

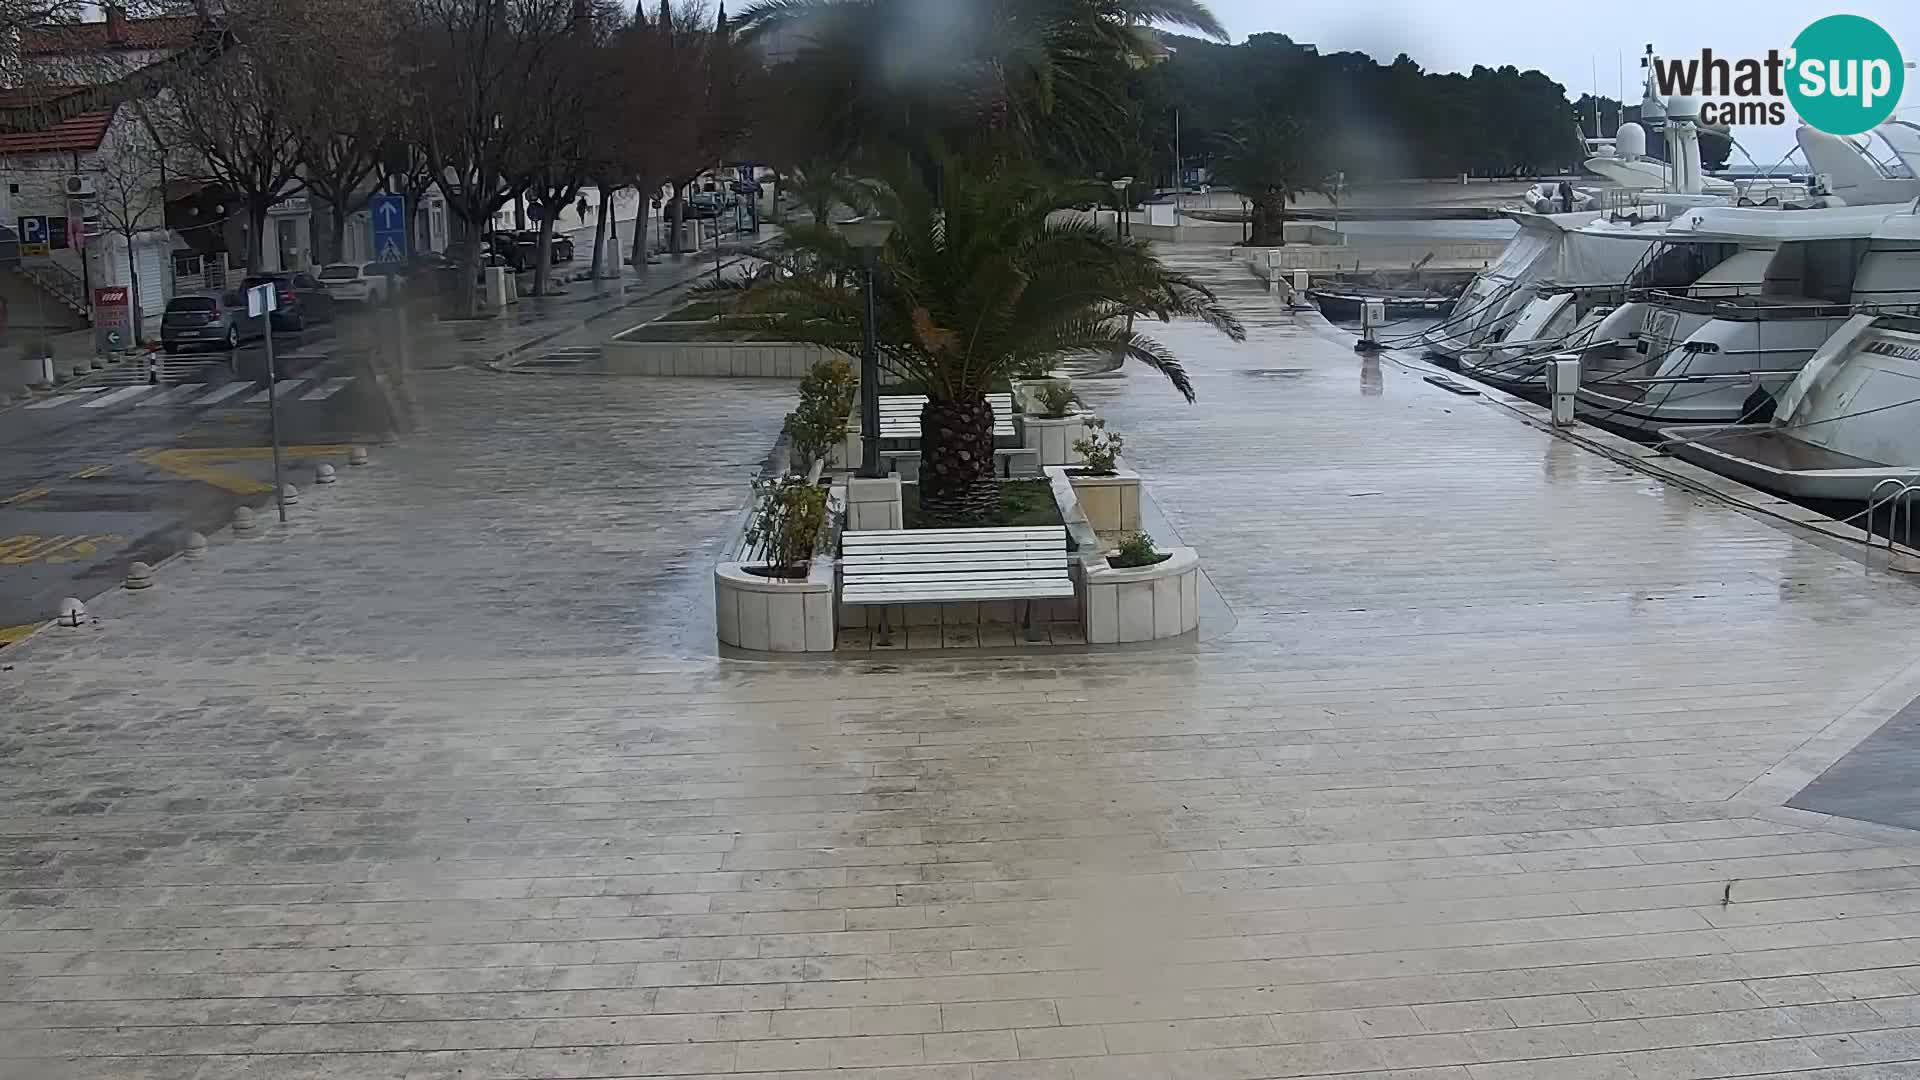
xmin=318 ymin=265 xmax=359 ymax=280
xmin=167 ymin=296 xmax=216 ymax=312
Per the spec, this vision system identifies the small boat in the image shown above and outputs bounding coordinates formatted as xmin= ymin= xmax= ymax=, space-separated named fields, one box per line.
xmin=1307 ymin=286 xmax=1455 ymax=322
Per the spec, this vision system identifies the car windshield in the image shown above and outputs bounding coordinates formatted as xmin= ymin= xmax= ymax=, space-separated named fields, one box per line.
xmin=167 ymin=297 xmax=217 ymax=312
xmin=318 ymin=265 xmax=359 ymax=280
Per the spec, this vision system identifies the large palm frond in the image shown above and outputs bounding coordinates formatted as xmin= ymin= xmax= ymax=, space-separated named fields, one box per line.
xmin=709 ymin=155 xmax=1242 ymax=403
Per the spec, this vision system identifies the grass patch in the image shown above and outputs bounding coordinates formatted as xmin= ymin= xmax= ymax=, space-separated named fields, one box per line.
xmin=904 ymin=479 xmax=1063 ymax=530
xmin=619 ymin=320 xmax=777 ymax=342
xmin=660 ymin=299 xmax=735 ymax=322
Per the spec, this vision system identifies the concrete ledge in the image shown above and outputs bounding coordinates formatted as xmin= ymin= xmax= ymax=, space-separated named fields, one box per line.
xmin=603 ymin=338 xmax=841 ymax=378
xmin=715 ymin=558 xmax=835 ymax=653
xmin=1023 ymin=413 xmax=1092 ymax=466
xmin=1083 ymin=546 xmax=1200 ymax=644
xmin=1049 ymin=464 xmax=1141 ymax=534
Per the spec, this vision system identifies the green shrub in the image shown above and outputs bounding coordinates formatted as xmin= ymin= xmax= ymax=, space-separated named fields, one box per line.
xmin=745 ymin=477 xmax=830 ymax=576
xmin=1034 ymin=382 xmax=1077 ymax=419
xmin=783 ymin=357 xmax=857 ymax=468
xmin=1072 ymin=417 xmax=1123 ymax=475
xmin=1110 ymin=531 xmax=1163 ymax=568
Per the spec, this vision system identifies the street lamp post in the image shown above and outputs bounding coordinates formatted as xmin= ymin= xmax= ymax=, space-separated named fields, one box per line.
xmin=839 ymin=217 xmax=895 ymax=478
xmin=1110 ymin=177 xmax=1132 ymax=240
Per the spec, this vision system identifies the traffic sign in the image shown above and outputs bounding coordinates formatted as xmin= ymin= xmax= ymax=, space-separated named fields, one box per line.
xmin=246 ymin=283 xmax=278 ymax=318
xmin=93 ymin=287 xmax=130 ymax=352
xmin=17 ymin=215 xmax=48 ymax=256
xmin=369 ymin=193 xmax=407 ymax=264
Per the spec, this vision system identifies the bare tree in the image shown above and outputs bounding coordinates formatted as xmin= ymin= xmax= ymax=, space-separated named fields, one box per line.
xmin=285 ymin=4 xmax=395 ymax=264
xmin=152 ymin=0 xmax=337 ymax=270
xmin=403 ymin=0 xmax=578 ymax=316
xmin=88 ymin=117 xmax=177 ymax=343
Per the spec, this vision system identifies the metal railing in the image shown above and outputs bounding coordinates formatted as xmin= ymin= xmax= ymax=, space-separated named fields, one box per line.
xmin=1865 ymin=478 xmax=1920 ymax=570
xmin=16 ymin=259 xmax=89 ymax=317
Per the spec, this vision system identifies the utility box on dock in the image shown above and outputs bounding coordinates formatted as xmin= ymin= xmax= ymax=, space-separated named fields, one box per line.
xmin=1545 ymin=354 xmax=1580 ymax=426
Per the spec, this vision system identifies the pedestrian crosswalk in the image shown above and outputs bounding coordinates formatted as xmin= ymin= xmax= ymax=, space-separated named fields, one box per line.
xmin=19 ymin=377 xmax=356 ymax=415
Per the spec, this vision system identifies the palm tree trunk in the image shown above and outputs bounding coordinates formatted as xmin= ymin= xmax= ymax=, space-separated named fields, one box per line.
xmin=1250 ymin=190 xmax=1287 ymax=246
xmin=918 ymin=395 xmax=999 ymax=524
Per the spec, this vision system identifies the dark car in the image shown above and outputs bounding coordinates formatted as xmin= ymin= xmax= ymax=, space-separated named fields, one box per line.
xmin=240 ymin=272 xmax=334 ymax=331
xmin=509 ymin=229 xmax=573 ymax=264
xmin=159 ymin=292 xmax=264 ymax=354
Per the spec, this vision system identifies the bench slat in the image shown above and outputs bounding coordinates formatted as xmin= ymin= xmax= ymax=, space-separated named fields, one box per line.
xmin=845 ymin=555 xmax=1068 ymax=570
xmin=845 ymin=566 xmax=1072 ymax=582
xmin=843 ymin=584 xmax=1076 ymax=602
xmin=844 ymin=527 xmax=1064 ymax=542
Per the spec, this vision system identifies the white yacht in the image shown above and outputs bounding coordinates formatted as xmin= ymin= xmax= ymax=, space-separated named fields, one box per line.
xmin=1574 ymin=199 xmax=1920 ymax=430
xmin=1658 ymin=312 xmax=1920 ymax=501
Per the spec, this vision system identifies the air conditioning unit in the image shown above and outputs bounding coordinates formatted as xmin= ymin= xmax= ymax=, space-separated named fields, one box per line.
xmin=64 ymin=175 xmax=96 ymax=198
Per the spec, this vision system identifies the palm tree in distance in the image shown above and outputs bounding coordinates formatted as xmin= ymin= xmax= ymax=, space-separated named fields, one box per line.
xmin=705 ymin=157 xmax=1244 ymax=523
xmin=1211 ymin=111 xmax=1333 ymax=246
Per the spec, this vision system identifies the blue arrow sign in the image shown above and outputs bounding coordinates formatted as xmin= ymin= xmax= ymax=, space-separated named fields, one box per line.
xmin=369 ymin=194 xmax=407 ymax=263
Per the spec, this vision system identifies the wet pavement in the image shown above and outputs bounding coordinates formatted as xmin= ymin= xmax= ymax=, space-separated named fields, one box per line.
xmin=8 ymin=246 xmax=1920 ymax=1079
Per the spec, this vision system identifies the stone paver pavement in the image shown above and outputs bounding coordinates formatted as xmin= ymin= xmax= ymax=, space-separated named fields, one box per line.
xmin=7 ymin=247 xmax=1920 ymax=1079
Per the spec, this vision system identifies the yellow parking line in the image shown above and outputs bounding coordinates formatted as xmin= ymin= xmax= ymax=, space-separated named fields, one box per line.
xmin=0 ymin=622 xmax=43 ymax=646
xmin=135 ymin=445 xmax=356 ymax=496
xmin=70 ymin=464 xmax=110 ymax=479
xmin=1 ymin=486 xmax=49 ymax=506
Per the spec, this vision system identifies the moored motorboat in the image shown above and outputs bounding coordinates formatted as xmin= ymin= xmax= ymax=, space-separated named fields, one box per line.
xmin=1659 ymin=314 xmax=1920 ymax=501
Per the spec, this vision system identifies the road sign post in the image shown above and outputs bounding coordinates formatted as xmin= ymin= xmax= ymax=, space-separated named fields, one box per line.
xmin=369 ymin=193 xmax=408 ymax=264
xmin=247 ymin=283 xmax=286 ymax=523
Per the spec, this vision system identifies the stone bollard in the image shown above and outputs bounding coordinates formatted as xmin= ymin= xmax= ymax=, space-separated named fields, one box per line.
xmin=281 ymin=483 xmax=299 ymax=505
xmin=232 ymin=505 xmax=258 ymax=534
xmin=184 ymin=532 xmax=208 ymax=560
xmin=57 ymin=598 xmax=86 ymax=627
xmin=348 ymin=446 xmax=369 ymax=467
xmin=314 ymin=463 xmax=337 ymax=485
xmin=125 ymin=561 xmax=154 ymax=590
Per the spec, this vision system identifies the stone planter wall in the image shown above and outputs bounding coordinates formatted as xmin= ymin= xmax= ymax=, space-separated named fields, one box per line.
xmin=1050 ymin=464 xmax=1141 ymax=534
xmin=715 ymin=557 xmax=836 ymax=653
xmin=1011 ymin=378 xmax=1070 ymax=415
xmin=1083 ymin=547 xmax=1200 ymax=644
xmin=604 ymin=337 xmax=844 ymax=378
xmin=845 ymin=474 xmax=903 ymax=531
xmin=1023 ymin=413 xmax=1093 ymax=466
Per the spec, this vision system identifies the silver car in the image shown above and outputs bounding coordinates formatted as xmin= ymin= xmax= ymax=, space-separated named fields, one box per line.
xmin=159 ymin=291 xmax=263 ymax=354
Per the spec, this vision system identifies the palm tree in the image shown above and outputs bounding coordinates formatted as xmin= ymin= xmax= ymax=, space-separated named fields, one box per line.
xmin=784 ymin=160 xmax=878 ymax=223
xmin=1212 ymin=112 xmax=1332 ymax=246
xmin=709 ymin=158 xmax=1244 ymax=523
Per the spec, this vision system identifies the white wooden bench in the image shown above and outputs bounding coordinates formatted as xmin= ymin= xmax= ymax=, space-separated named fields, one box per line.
xmin=840 ymin=526 xmax=1075 ymax=643
xmin=877 ymin=393 xmax=1016 ymax=442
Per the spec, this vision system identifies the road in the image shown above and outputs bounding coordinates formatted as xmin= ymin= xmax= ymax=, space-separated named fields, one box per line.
xmin=0 ymin=313 xmax=401 ymax=641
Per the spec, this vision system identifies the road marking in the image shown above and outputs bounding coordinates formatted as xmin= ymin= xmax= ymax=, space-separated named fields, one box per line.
xmin=70 ymin=464 xmax=110 ymax=479
xmin=82 ymin=385 xmax=157 ymax=408
xmin=137 ymin=386 xmax=199 ymax=407
xmin=136 ymin=445 xmax=355 ymax=495
xmin=300 ymin=377 xmax=354 ymax=401
xmin=25 ymin=388 xmax=107 ymax=409
xmin=0 ymin=533 xmax=123 ymax=565
xmin=192 ymin=383 xmax=253 ymax=406
xmin=245 ymin=380 xmax=308 ymax=404
xmin=0 ymin=622 xmax=42 ymax=646
xmin=2 ymin=486 xmax=48 ymax=506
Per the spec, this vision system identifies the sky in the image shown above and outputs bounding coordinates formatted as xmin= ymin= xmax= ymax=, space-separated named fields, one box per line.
xmin=1204 ymin=0 xmax=1920 ymax=169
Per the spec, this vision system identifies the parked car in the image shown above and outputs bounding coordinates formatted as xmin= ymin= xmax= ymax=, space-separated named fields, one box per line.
xmin=159 ymin=292 xmax=263 ymax=354
xmin=318 ymin=262 xmax=395 ymax=304
xmin=508 ymin=229 xmax=573 ymax=264
xmin=481 ymin=232 xmax=533 ymax=271
xmin=684 ymin=192 xmax=725 ymax=219
xmin=240 ymin=272 xmax=334 ymax=331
